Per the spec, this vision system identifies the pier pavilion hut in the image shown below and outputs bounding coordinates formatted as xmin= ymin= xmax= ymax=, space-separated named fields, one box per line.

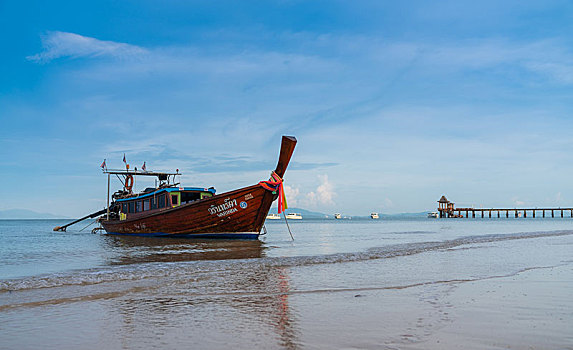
xmin=437 ymin=195 xmax=452 ymax=218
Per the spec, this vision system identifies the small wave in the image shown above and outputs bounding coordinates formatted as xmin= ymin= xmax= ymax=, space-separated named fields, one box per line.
xmin=1 ymin=230 xmax=571 ymax=293
xmin=391 ymin=230 xmax=436 ymax=235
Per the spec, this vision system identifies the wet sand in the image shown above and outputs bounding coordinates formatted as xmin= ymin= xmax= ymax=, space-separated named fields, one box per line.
xmin=292 ymin=264 xmax=573 ymax=349
xmin=2 ymin=264 xmax=571 ymax=349
xmin=405 ymin=264 xmax=573 ymax=349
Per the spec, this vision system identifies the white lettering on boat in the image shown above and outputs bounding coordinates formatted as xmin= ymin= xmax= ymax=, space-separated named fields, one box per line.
xmin=244 ymin=193 xmax=254 ymax=201
xmin=208 ymin=198 xmax=238 ymax=216
xmin=217 ymin=208 xmax=238 ymax=217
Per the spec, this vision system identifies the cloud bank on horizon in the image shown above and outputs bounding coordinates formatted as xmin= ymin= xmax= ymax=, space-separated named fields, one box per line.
xmin=1 ymin=1 xmax=573 ymax=217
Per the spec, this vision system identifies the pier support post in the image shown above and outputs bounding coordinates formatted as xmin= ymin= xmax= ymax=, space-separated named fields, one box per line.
xmin=497 ymin=211 xmax=500 ymax=218
xmin=466 ymin=211 xmax=468 ymax=218
xmin=481 ymin=211 xmax=484 ymax=218
xmin=552 ymin=210 xmax=554 ymax=218
xmin=472 ymin=211 xmax=475 ymax=218
xmin=524 ymin=210 xmax=527 ymax=218
xmin=489 ymin=210 xmax=491 ymax=218
xmin=543 ymin=210 xmax=545 ymax=218
xmin=515 ymin=210 xmax=518 ymax=218
xmin=561 ymin=210 xmax=564 ymax=218
xmin=506 ymin=210 xmax=509 ymax=218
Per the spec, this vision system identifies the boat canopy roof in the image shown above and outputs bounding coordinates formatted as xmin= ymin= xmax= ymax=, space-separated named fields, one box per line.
xmin=103 ymin=169 xmax=180 ymax=181
xmin=115 ymin=187 xmax=215 ymax=202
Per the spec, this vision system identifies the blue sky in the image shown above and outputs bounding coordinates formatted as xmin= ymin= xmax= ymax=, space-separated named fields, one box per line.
xmin=2 ymin=1 xmax=573 ymax=217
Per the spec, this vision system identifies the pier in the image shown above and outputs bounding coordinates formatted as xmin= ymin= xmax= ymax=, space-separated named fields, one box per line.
xmin=437 ymin=195 xmax=573 ymax=218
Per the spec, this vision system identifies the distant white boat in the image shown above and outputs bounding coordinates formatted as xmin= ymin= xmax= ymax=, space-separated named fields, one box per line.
xmin=266 ymin=213 xmax=281 ymax=220
xmin=428 ymin=212 xmax=439 ymax=218
xmin=334 ymin=213 xmax=342 ymax=219
xmin=370 ymin=212 xmax=379 ymax=219
xmin=285 ymin=213 xmax=302 ymax=220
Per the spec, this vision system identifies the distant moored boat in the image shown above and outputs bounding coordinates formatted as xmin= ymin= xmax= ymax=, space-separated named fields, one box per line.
xmin=428 ymin=212 xmax=439 ymax=218
xmin=370 ymin=212 xmax=379 ymax=219
xmin=266 ymin=213 xmax=281 ymax=220
xmin=334 ymin=213 xmax=342 ymax=219
xmin=285 ymin=213 xmax=302 ymax=220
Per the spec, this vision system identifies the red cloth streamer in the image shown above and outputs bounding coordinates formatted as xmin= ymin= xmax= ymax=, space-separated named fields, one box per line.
xmin=259 ymin=171 xmax=288 ymax=214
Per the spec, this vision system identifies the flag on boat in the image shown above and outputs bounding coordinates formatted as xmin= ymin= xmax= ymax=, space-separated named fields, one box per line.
xmin=142 ymin=162 xmax=146 ymax=171
xmin=282 ymin=187 xmax=288 ymax=210
xmin=278 ymin=183 xmax=288 ymax=214
xmin=100 ymin=159 xmax=106 ymax=169
xmin=123 ymin=154 xmax=130 ymax=170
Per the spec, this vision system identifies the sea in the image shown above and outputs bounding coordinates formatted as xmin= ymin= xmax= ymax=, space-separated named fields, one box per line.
xmin=0 ymin=217 xmax=572 ymax=349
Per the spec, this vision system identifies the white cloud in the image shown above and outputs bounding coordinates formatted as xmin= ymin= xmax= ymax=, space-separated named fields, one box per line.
xmin=27 ymin=31 xmax=147 ymax=63
xmin=284 ymin=185 xmax=300 ymax=207
xmin=305 ymin=174 xmax=335 ymax=207
xmin=526 ymin=62 xmax=573 ymax=84
xmin=380 ymin=198 xmax=394 ymax=209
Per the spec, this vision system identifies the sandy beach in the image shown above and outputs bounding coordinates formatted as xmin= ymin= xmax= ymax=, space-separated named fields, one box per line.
xmin=407 ymin=264 xmax=573 ymax=349
xmin=290 ymin=264 xmax=573 ymax=349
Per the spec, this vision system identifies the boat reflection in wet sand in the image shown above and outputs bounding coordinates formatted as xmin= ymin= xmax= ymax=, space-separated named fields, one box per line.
xmin=55 ymin=136 xmax=297 ymax=239
xmin=102 ymin=235 xmax=266 ymax=265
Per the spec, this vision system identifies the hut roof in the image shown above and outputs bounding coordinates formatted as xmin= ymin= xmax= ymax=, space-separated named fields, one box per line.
xmin=438 ymin=195 xmax=449 ymax=203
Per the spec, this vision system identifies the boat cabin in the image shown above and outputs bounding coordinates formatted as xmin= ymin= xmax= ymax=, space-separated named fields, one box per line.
xmin=114 ymin=187 xmax=216 ymax=219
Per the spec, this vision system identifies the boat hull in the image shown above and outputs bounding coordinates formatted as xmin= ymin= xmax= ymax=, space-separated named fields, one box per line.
xmin=101 ymin=184 xmax=275 ymax=239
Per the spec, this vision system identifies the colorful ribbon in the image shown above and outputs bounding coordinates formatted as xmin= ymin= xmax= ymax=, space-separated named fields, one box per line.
xmin=259 ymin=171 xmax=288 ymax=214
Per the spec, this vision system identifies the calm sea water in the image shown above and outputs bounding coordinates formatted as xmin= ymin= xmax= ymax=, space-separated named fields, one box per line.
xmin=1 ymin=218 xmax=572 ymax=349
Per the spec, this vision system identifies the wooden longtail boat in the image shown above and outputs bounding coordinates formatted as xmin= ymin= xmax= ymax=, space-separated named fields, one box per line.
xmin=97 ymin=136 xmax=296 ymax=239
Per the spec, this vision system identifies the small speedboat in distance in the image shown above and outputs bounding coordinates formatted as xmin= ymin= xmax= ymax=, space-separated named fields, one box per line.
xmin=285 ymin=213 xmax=302 ymax=220
xmin=266 ymin=213 xmax=281 ymax=220
xmin=370 ymin=212 xmax=379 ymax=219
xmin=334 ymin=213 xmax=342 ymax=219
xmin=428 ymin=212 xmax=439 ymax=218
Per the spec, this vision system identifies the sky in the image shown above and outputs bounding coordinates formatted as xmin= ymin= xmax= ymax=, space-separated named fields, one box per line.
xmin=1 ymin=0 xmax=573 ymax=217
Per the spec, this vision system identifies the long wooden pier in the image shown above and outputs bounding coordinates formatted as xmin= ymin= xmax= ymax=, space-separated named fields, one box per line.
xmin=437 ymin=196 xmax=573 ymax=218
